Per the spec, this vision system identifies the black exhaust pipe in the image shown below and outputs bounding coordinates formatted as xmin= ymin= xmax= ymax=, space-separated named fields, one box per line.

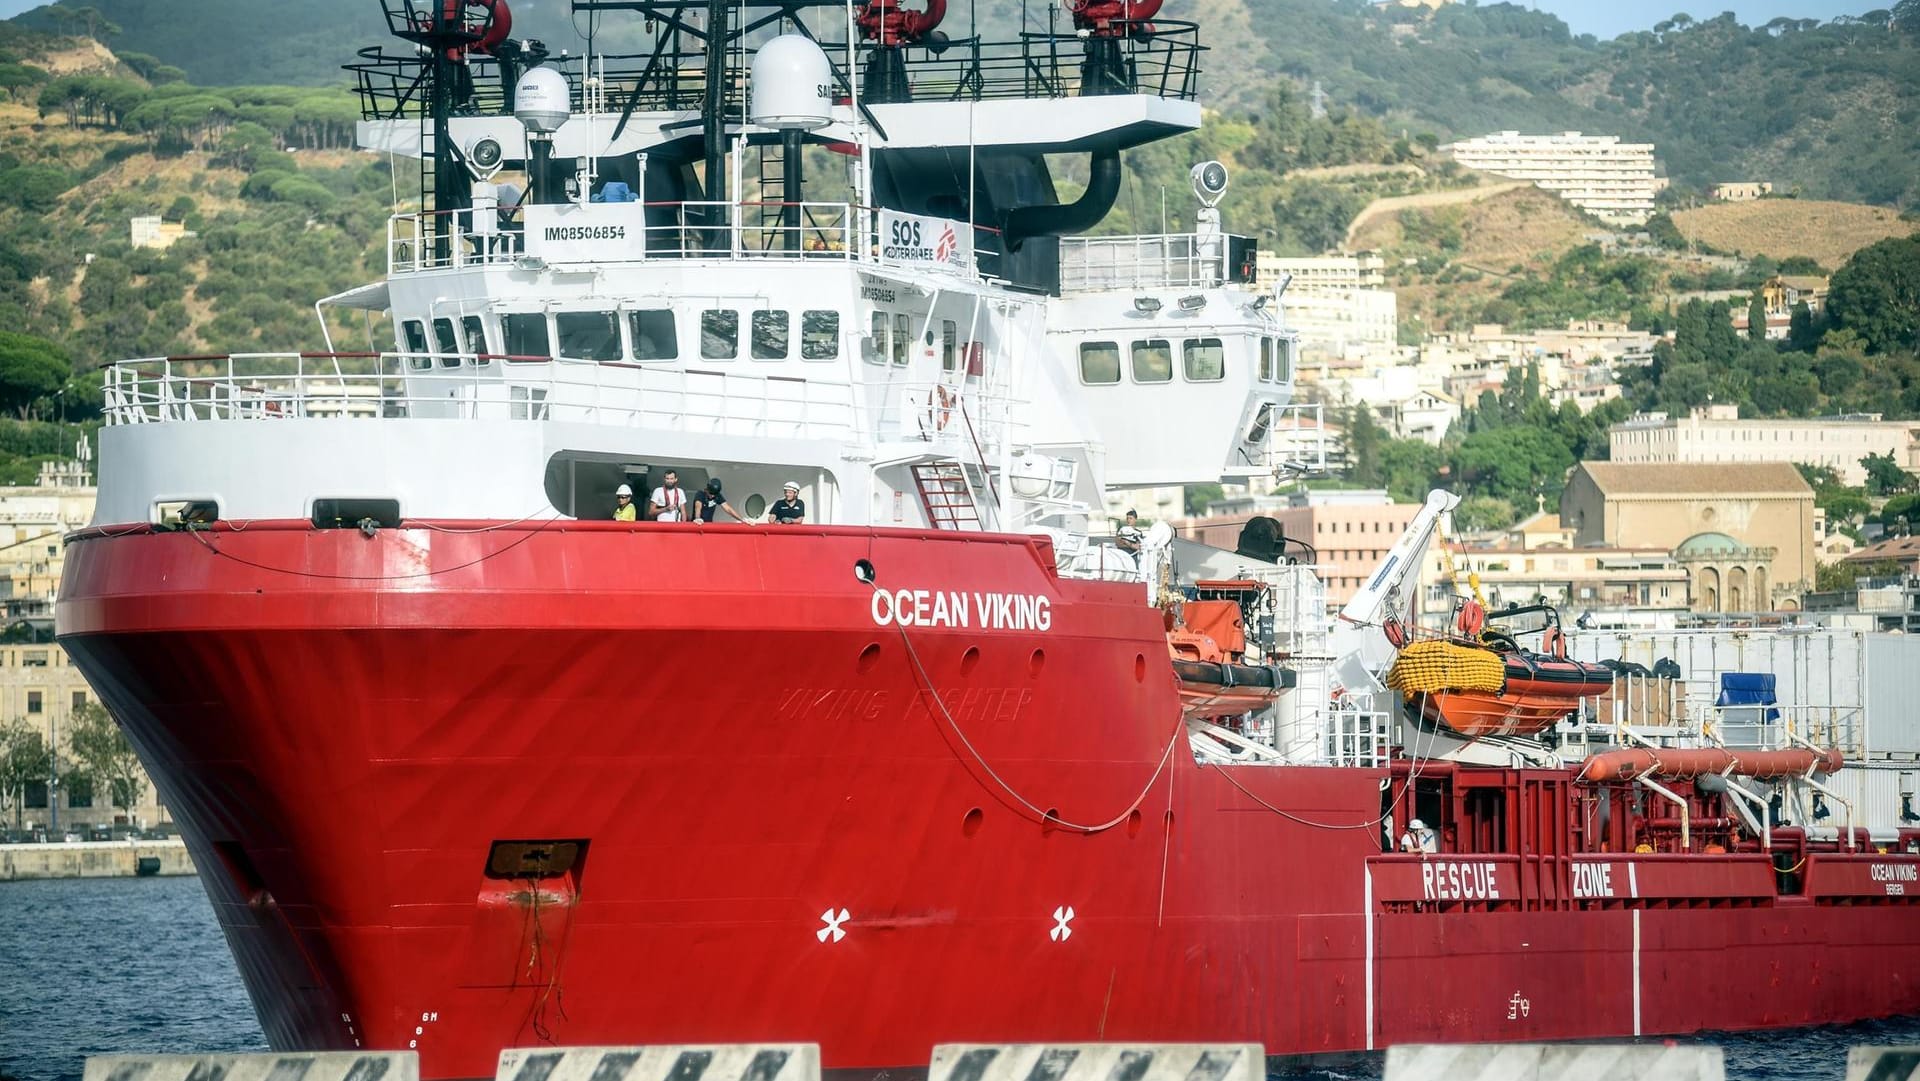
xmin=1003 ymin=150 xmax=1121 ymax=249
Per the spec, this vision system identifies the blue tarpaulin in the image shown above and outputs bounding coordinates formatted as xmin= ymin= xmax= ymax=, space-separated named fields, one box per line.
xmin=1717 ymin=672 xmax=1779 ymax=721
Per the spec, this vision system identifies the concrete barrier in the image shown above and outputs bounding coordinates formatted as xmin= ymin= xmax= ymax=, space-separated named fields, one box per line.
xmin=1 ymin=839 xmax=196 ymax=880
xmin=1384 ymin=1044 xmax=1724 ymax=1081
xmin=84 ymin=1052 xmax=415 ymax=1081
xmin=1846 ymin=1047 xmax=1920 ymax=1081
xmin=495 ymin=1046 xmax=820 ymax=1081
xmin=928 ymin=1044 xmax=1264 ymax=1081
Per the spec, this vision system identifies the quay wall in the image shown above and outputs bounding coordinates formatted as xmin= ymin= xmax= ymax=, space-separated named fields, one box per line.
xmin=0 ymin=839 xmax=196 ymax=880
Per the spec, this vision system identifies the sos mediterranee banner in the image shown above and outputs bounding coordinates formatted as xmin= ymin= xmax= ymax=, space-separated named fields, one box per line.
xmin=878 ymin=210 xmax=972 ymax=275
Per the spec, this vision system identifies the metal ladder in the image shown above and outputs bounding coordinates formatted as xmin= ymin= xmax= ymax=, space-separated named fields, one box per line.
xmin=911 ymin=462 xmax=984 ymax=531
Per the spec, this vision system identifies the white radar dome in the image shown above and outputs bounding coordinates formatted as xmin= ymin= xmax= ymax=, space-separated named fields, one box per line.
xmin=751 ymin=34 xmax=832 ymax=131
xmin=514 ymin=66 xmax=572 ymax=133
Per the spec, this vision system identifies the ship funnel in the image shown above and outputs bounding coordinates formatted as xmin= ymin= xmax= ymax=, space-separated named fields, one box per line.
xmin=751 ymin=35 xmax=833 ymax=130
xmin=514 ymin=65 xmax=571 ymax=133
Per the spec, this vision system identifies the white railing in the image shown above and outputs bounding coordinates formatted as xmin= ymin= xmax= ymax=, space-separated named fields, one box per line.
xmin=1059 ymin=233 xmax=1232 ymax=292
xmin=389 ymin=211 xmax=524 ymax=274
xmin=386 ymin=202 xmax=973 ymax=275
xmin=102 ymin=353 xmax=867 ymax=442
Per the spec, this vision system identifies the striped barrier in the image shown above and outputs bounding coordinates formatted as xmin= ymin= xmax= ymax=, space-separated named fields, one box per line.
xmin=1847 ymin=1048 xmax=1920 ymax=1081
xmin=84 ymin=1054 xmax=416 ymax=1081
xmin=928 ymin=1044 xmax=1264 ymax=1081
xmin=1384 ymin=1044 xmax=1723 ymax=1081
xmin=494 ymin=1046 xmax=820 ymax=1081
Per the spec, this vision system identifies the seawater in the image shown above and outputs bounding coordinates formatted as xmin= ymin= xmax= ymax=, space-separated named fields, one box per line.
xmin=2 ymin=875 xmax=1918 ymax=1081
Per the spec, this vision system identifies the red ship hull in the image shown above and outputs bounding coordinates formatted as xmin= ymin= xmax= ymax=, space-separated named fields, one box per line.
xmin=57 ymin=522 xmax=1920 ymax=1079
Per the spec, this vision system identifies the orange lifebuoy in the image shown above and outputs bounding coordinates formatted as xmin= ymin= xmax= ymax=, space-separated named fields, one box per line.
xmin=1456 ymin=599 xmax=1486 ymax=639
xmin=1542 ymin=625 xmax=1567 ymax=659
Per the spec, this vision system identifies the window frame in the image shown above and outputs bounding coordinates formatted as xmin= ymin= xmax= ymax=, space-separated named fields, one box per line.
xmin=1182 ymin=337 xmax=1226 ymax=382
xmin=751 ymin=309 xmax=791 ymax=361
xmin=402 ymin=320 xmax=430 ymax=370
xmin=891 ymin=313 xmax=910 ymax=366
xmin=701 ymin=309 xmax=739 ymax=361
xmin=501 ymin=313 xmax=552 ymax=360
xmin=432 ymin=317 xmax=461 ymax=366
xmin=801 ymin=310 xmax=840 ymax=361
xmin=1078 ymin=340 xmax=1122 ymax=385
xmin=461 ymin=315 xmax=490 ymax=363
xmin=554 ymin=310 xmax=624 ymax=363
xmin=1131 ymin=338 xmax=1173 ymax=384
xmin=628 ymin=309 xmax=679 ymax=362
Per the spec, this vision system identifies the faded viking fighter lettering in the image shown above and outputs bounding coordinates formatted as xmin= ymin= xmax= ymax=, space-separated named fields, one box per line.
xmin=869 ymin=589 xmax=1052 ymax=631
xmin=774 ymin=688 xmax=892 ymax=723
xmin=933 ymin=687 xmax=1035 ymax=724
xmin=1420 ymin=860 xmax=1503 ymax=901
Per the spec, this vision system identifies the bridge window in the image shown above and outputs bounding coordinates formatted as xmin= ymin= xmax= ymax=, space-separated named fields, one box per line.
xmin=802 ymin=311 xmax=840 ymax=360
xmin=1183 ymin=338 xmax=1225 ymax=382
xmin=503 ymin=314 xmax=551 ymax=359
xmin=752 ymin=310 xmax=790 ymax=360
xmin=432 ymin=319 xmax=462 ymax=367
xmin=556 ymin=311 xmax=622 ymax=362
xmin=701 ymin=310 xmax=738 ymax=360
xmin=461 ymin=316 xmax=489 ymax=362
xmin=940 ymin=320 xmax=957 ymax=371
xmin=1259 ymin=338 xmax=1274 ymax=382
xmin=864 ymin=312 xmax=888 ymax=365
xmin=402 ymin=320 xmax=430 ymax=369
xmin=1274 ymin=338 xmax=1294 ymax=383
xmin=1079 ymin=341 xmax=1120 ymax=385
xmin=892 ymin=314 xmax=910 ymax=366
xmin=629 ymin=310 xmax=678 ymax=361
xmin=1131 ymin=339 xmax=1172 ymax=383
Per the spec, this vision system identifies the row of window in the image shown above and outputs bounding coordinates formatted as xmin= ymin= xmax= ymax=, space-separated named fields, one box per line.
xmin=403 ymin=309 xmax=845 ymax=368
xmin=10 ymin=689 xmax=87 ymax=715
xmin=1077 ymin=337 xmax=1293 ymax=386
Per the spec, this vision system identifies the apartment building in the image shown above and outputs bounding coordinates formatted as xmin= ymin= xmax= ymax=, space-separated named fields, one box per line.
xmin=1257 ymin=253 xmax=1398 ymax=358
xmin=1443 ymin=131 xmax=1661 ymax=225
xmin=1609 ymin=404 xmax=1920 ymax=487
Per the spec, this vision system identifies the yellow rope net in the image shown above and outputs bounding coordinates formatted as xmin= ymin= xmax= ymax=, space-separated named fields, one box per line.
xmin=1386 ymin=639 xmax=1507 ymax=697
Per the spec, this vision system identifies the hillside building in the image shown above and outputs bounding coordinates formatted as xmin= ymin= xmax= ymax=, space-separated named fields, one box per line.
xmin=1442 ymin=131 xmax=1661 ymax=225
xmin=1258 ymin=253 xmax=1398 ymax=359
xmin=1559 ymin=460 xmax=1815 ymax=611
xmin=1609 ymin=404 xmax=1920 ymax=487
xmin=1710 ymin=182 xmax=1774 ymax=202
xmin=130 ymin=216 xmax=195 ymax=251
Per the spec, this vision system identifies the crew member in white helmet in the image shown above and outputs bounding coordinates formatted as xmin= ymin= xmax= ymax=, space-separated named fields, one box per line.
xmin=770 ymin=482 xmax=807 ymax=525
xmin=1399 ymin=818 xmax=1438 ymax=853
xmin=612 ymin=483 xmax=637 ymax=522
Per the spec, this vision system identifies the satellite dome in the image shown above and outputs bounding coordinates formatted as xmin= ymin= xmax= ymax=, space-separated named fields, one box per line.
xmin=514 ymin=65 xmax=571 ymax=133
xmin=751 ymin=34 xmax=832 ymax=131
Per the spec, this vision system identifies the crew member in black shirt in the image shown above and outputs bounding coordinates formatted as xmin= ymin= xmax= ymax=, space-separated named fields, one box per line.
xmin=771 ymin=481 xmax=807 ymax=525
xmin=695 ymin=477 xmax=753 ymax=524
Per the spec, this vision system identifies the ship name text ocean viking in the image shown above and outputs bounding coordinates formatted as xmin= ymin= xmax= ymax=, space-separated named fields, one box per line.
xmin=870 ymin=589 xmax=1051 ymax=631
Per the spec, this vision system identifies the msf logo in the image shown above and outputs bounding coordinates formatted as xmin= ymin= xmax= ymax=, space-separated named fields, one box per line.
xmin=935 ymin=223 xmax=958 ymax=264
